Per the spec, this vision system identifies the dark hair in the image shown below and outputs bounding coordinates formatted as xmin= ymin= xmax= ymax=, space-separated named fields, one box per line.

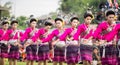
xmin=30 ymin=18 xmax=37 ymax=23
xmin=93 ymin=46 xmax=99 ymax=50
xmin=106 ymin=10 xmax=115 ymax=16
xmin=44 ymin=21 xmax=53 ymax=26
xmin=2 ymin=21 xmax=9 ymax=25
xmin=11 ymin=20 xmax=18 ymax=25
xmin=84 ymin=13 xmax=93 ymax=18
xmin=55 ymin=18 xmax=63 ymax=23
xmin=70 ymin=17 xmax=79 ymax=22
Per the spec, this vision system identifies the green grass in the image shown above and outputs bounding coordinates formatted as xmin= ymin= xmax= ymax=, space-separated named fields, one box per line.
xmin=5 ymin=62 xmax=82 ymax=65
xmin=4 ymin=59 xmax=82 ymax=65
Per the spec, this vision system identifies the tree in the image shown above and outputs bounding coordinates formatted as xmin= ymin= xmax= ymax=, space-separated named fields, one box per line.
xmin=59 ymin=0 xmax=120 ymax=23
xmin=16 ymin=16 xmax=28 ymax=29
xmin=59 ymin=0 xmax=107 ymax=15
xmin=0 ymin=1 xmax=12 ymax=19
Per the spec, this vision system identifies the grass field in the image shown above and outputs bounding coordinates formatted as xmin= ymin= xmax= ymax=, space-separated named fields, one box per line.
xmin=4 ymin=59 xmax=82 ymax=65
xmin=5 ymin=62 xmax=82 ymax=65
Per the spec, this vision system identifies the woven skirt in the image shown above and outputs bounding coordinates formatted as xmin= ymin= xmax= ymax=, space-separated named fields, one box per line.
xmin=100 ymin=44 xmax=117 ymax=65
xmin=80 ymin=44 xmax=93 ymax=62
xmin=66 ymin=44 xmax=79 ymax=64
xmin=37 ymin=44 xmax=49 ymax=61
xmin=117 ymin=44 xmax=120 ymax=65
xmin=0 ymin=43 xmax=8 ymax=58
xmin=8 ymin=45 xmax=19 ymax=59
xmin=53 ymin=41 xmax=66 ymax=62
xmin=26 ymin=45 xmax=37 ymax=61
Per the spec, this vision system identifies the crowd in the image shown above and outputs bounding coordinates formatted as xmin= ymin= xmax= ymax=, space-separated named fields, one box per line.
xmin=0 ymin=10 xmax=120 ymax=65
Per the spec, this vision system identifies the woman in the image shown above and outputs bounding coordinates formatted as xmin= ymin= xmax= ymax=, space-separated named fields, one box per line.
xmin=42 ymin=18 xmax=66 ymax=65
xmin=21 ymin=18 xmax=38 ymax=65
xmin=31 ymin=21 xmax=53 ymax=65
xmin=65 ymin=17 xmax=80 ymax=65
xmin=0 ymin=21 xmax=10 ymax=65
xmin=93 ymin=10 xmax=118 ymax=65
xmin=8 ymin=20 xmax=23 ymax=65
xmin=74 ymin=13 xmax=94 ymax=65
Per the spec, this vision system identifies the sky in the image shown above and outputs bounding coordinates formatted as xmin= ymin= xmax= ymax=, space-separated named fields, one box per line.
xmin=1 ymin=0 xmax=60 ymax=17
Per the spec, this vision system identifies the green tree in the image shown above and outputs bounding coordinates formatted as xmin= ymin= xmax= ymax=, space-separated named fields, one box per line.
xmin=59 ymin=0 xmax=107 ymax=15
xmin=59 ymin=0 xmax=120 ymax=23
xmin=16 ymin=16 xmax=28 ymax=29
xmin=0 ymin=1 xmax=12 ymax=18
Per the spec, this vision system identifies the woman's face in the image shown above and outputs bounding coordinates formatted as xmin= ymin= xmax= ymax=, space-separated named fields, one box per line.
xmin=93 ymin=49 xmax=98 ymax=54
xmin=84 ymin=16 xmax=92 ymax=25
xmin=45 ymin=26 xmax=52 ymax=30
xmin=71 ymin=19 xmax=79 ymax=28
xmin=55 ymin=20 xmax=63 ymax=28
xmin=106 ymin=14 xmax=115 ymax=24
xmin=11 ymin=23 xmax=18 ymax=29
xmin=3 ymin=24 xmax=9 ymax=30
xmin=30 ymin=21 xmax=37 ymax=28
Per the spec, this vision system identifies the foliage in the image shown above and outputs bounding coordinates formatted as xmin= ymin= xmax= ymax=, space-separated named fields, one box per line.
xmin=59 ymin=0 xmax=120 ymax=23
xmin=0 ymin=1 xmax=12 ymax=17
xmin=16 ymin=16 xmax=28 ymax=30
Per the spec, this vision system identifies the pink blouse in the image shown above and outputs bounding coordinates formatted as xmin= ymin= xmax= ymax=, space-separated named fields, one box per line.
xmin=31 ymin=28 xmax=49 ymax=42
xmin=73 ymin=23 xmax=94 ymax=40
xmin=42 ymin=28 xmax=67 ymax=43
xmin=0 ymin=29 xmax=11 ymax=41
xmin=9 ymin=29 xmax=23 ymax=40
xmin=93 ymin=21 xmax=117 ymax=42
xmin=20 ymin=27 xmax=38 ymax=42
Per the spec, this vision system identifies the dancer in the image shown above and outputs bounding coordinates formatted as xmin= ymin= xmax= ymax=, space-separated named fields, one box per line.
xmin=8 ymin=20 xmax=23 ymax=65
xmin=0 ymin=21 xmax=10 ymax=65
xmin=31 ymin=21 xmax=53 ymax=65
xmin=93 ymin=10 xmax=118 ymax=65
xmin=65 ymin=17 xmax=80 ymax=65
xmin=21 ymin=18 xmax=38 ymax=65
xmin=74 ymin=13 xmax=94 ymax=65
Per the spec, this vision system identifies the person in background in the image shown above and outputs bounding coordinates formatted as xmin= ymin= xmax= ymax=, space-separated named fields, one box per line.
xmin=92 ymin=47 xmax=101 ymax=65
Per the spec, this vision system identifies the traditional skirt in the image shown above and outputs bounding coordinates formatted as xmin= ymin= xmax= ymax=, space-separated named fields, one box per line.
xmin=26 ymin=45 xmax=37 ymax=61
xmin=37 ymin=43 xmax=49 ymax=61
xmin=99 ymin=43 xmax=117 ymax=65
xmin=117 ymin=57 xmax=120 ymax=65
xmin=8 ymin=44 xmax=19 ymax=59
xmin=117 ymin=43 xmax=120 ymax=65
xmin=53 ymin=41 xmax=66 ymax=62
xmin=0 ymin=43 xmax=8 ymax=58
xmin=80 ymin=44 xmax=93 ymax=62
xmin=66 ymin=41 xmax=79 ymax=64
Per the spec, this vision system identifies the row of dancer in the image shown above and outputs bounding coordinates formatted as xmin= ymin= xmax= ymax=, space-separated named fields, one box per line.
xmin=0 ymin=10 xmax=120 ymax=65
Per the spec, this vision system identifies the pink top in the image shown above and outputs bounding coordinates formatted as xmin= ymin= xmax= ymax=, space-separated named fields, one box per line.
xmin=9 ymin=29 xmax=23 ymax=40
xmin=73 ymin=23 xmax=94 ymax=40
xmin=93 ymin=21 xmax=117 ymax=42
xmin=42 ymin=28 xmax=67 ymax=42
xmin=0 ymin=29 xmax=11 ymax=41
xmin=20 ymin=27 xmax=38 ymax=42
xmin=116 ymin=24 xmax=120 ymax=40
xmin=31 ymin=28 xmax=49 ymax=42
xmin=108 ymin=23 xmax=120 ymax=41
xmin=63 ymin=27 xmax=78 ymax=40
